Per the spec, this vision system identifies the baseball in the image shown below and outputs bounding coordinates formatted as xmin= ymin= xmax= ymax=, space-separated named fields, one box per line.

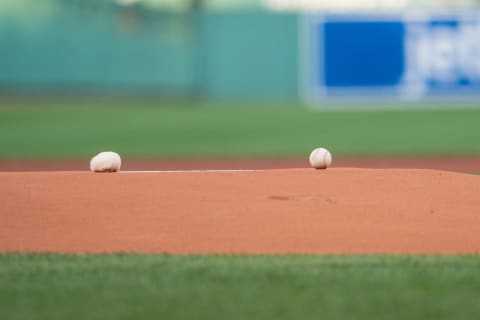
xmin=309 ymin=147 xmax=332 ymax=169
xmin=90 ymin=151 xmax=122 ymax=172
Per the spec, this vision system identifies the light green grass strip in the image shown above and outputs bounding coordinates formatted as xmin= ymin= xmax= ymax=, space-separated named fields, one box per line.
xmin=1 ymin=103 xmax=480 ymax=158
xmin=1 ymin=254 xmax=480 ymax=320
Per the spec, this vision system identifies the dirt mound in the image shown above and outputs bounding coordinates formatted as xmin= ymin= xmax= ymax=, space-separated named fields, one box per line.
xmin=1 ymin=169 xmax=480 ymax=254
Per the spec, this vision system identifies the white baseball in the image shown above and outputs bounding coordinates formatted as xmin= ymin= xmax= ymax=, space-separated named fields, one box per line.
xmin=309 ymin=147 xmax=332 ymax=169
xmin=90 ymin=151 xmax=122 ymax=172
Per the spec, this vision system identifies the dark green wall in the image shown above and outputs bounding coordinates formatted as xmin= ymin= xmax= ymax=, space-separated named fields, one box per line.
xmin=0 ymin=4 xmax=299 ymax=100
xmin=0 ymin=4 xmax=196 ymax=93
xmin=202 ymin=12 xmax=299 ymax=100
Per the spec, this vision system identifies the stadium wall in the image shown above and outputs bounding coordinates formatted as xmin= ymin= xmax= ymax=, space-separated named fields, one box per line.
xmin=0 ymin=4 xmax=299 ymax=100
xmin=2 ymin=3 xmax=478 ymax=103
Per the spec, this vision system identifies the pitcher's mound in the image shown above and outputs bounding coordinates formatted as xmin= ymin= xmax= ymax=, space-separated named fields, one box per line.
xmin=1 ymin=169 xmax=480 ymax=254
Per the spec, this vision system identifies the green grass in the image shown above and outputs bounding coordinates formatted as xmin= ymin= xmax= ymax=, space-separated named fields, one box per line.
xmin=1 ymin=102 xmax=480 ymax=158
xmin=3 ymin=104 xmax=479 ymax=320
xmin=1 ymin=254 xmax=480 ymax=320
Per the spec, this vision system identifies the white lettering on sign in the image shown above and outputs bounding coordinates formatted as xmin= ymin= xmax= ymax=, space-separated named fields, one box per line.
xmin=402 ymin=21 xmax=480 ymax=96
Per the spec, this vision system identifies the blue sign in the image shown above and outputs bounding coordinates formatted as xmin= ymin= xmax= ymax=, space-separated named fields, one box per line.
xmin=304 ymin=13 xmax=480 ymax=100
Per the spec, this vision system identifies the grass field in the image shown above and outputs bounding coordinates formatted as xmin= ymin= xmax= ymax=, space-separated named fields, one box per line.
xmin=2 ymin=101 xmax=480 ymax=319
xmin=1 ymin=254 xmax=480 ymax=320
xmin=1 ymin=102 xmax=480 ymax=158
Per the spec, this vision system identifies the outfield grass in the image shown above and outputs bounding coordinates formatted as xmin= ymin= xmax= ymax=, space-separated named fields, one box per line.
xmin=1 ymin=254 xmax=480 ymax=320
xmin=1 ymin=103 xmax=480 ymax=158
xmin=3 ymin=104 xmax=479 ymax=320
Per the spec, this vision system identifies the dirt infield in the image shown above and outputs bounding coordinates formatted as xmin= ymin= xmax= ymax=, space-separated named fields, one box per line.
xmin=2 ymin=168 xmax=480 ymax=254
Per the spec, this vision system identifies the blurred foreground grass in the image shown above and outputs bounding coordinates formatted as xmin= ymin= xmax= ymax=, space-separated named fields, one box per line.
xmin=1 ymin=254 xmax=480 ymax=320
xmin=1 ymin=102 xmax=480 ymax=158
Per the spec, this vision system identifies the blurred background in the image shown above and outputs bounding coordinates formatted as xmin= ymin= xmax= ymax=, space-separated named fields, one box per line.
xmin=1 ymin=0 xmax=480 ymax=171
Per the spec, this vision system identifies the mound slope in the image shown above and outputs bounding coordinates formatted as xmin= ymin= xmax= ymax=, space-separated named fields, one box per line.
xmin=1 ymin=169 xmax=480 ymax=254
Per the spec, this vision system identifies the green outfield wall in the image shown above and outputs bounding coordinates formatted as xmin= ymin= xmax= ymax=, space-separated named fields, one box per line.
xmin=0 ymin=2 xmax=299 ymax=100
xmin=201 ymin=12 xmax=298 ymax=100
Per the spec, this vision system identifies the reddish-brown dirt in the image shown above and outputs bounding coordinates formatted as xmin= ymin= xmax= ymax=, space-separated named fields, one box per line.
xmin=1 ymin=168 xmax=480 ymax=254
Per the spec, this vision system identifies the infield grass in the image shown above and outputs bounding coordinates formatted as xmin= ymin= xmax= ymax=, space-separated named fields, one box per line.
xmin=1 ymin=102 xmax=480 ymax=158
xmin=1 ymin=254 xmax=480 ymax=320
